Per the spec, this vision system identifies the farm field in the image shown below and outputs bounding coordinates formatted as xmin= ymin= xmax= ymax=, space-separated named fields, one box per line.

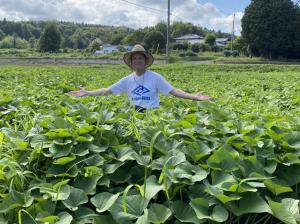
xmin=0 ymin=64 xmax=300 ymax=223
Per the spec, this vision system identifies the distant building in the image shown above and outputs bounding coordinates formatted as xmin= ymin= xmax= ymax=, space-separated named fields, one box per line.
xmin=215 ymin=38 xmax=228 ymax=47
xmin=95 ymin=45 xmax=133 ymax=54
xmin=174 ymin=34 xmax=204 ymax=44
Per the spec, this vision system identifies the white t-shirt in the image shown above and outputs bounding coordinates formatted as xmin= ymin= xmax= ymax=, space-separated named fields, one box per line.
xmin=109 ymin=70 xmax=174 ymax=108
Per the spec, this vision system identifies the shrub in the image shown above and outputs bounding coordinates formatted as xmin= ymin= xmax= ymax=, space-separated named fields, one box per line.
xmin=191 ymin=43 xmax=201 ymax=53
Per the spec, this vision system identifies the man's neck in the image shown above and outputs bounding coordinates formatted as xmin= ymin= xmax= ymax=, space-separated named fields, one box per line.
xmin=135 ymin=69 xmax=146 ymax=76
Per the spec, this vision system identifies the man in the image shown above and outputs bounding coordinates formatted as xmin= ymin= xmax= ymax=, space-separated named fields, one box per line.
xmin=69 ymin=44 xmax=211 ymax=111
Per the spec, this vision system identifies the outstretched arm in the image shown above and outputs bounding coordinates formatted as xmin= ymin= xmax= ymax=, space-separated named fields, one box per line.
xmin=69 ymin=86 xmax=113 ymax=97
xmin=170 ymin=88 xmax=211 ymax=101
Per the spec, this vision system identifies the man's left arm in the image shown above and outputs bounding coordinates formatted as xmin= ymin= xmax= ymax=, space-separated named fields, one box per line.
xmin=170 ymin=89 xmax=211 ymax=101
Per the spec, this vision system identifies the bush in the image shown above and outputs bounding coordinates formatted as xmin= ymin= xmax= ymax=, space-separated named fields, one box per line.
xmin=199 ymin=43 xmax=210 ymax=52
xmin=224 ymin=50 xmax=231 ymax=57
xmin=179 ymin=51 xmax=197 ymax=57
xmin=172 ymin=42 xmax=189 ymax=51
xmin=223 ymin=50 xmax=240 ymax=57
xmin=232 ymin=50 xmax=239 ymax=57
xmin=185 ymin=51 xmax=197 ymax=56
xmin=117 ymin=45 xmax=127 ymax=52
xmin=191 ymin=43 xmax=201 ymax=53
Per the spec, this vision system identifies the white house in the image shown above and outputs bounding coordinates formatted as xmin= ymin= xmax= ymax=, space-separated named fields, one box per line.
xmin=215 ymin=38 xmax=228 ymax=47
xmin=174 ymin=34 xmax=205 ymax=44
xmin=95 ymin=45 xmax=133 ymax=55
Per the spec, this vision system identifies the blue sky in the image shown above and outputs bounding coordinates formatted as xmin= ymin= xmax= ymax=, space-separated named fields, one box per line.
xmin=198 ymin=0 xmax=251 ymax=14
xmin=0 ymin=0 xmax=253 ymax=34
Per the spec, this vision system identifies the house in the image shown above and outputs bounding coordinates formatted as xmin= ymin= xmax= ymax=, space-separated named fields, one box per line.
xmin=215 ymin=38 xmax=228 ymax=47
xmin=95 ymin=45 xmax=133 ymax=54
xmin=174 ymin=34 xmax=204 ymax=44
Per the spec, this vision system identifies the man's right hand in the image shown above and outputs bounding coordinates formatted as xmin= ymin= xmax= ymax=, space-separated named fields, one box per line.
xmin=68 ymin=86 xmax=90 ymax=97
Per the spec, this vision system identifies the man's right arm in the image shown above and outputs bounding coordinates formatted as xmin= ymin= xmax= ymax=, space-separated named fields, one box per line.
xmin=69 ymin=87 xmax=113 ymax=97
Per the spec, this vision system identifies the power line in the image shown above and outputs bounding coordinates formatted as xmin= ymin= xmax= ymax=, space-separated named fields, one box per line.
xmin=116 ymin=0 xmax=167 ymax=13
xmin=116 ymin=0 xmax=183 ymax=21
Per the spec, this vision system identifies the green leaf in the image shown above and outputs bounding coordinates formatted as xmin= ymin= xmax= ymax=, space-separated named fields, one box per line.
xmin=91 ymin=192 xmax=120 ymax=213
xmin=76 ymin=134 xmax=94 ymax=142
xmin=135 ymin=209 xmax=148 ymax=224
xmin=46 ymin=129 xmax=72 ymax=139
xmin=41 ymin=184 xmax=71 ymax=201
xmin=55 ymin=212 xmax=73 ymax=224
xmin=29 ymin=134 xmax=50 ymax=148
xmin=77 ymin=125 xmax=95 ymax=135
xmin=0 ymin=190 xmax=33 ymax=213
xmin=211 ymin=205 xmax=229 ymax=222
xmin=94 ymin=215 xmax=117 ymax=224
xmin=73 ymin=175 xmax=101 ymax=195
xmin=264 ymin=178 xmax=293 ymax=196
xmin=103 ymin=161 xmax=124 ymax=174
xmin=172 ymin=201 xmax=204 ymax=224
xmin=207 ymin=145 xmax=238 ymax=172
xmin=284 ymin=132 xmax=300 ymax=149
xmin=36 ymin=215 xmax=59 ymax=223
xmin=53 ymin=155 xmax=76 ymax=165
xmin=148 ymin=203 xmax=172 ymax=223
xmin=267 ymin=197 xmax=299 ymax=224
xmin=84 ymin=154 xmax=105 ymax=166
xmin=227 ymin=193 xmax=271 ymax=216
xmin=204 ymin=184 xmax=241 ymax=203
xmin=73 ymin=207 xmax=98 ymax=220
xmin=168 ymin=161 xmax=208 ymax=184
xmin=189 ymin=198 xmax=228 ymax=222
xmin=110 ymin=195 xmax=148 ymax=222
xmin=189 ymin=198 xmax=210 ymax=219
xmin=62 ymin=187 xmax=88 ymax=211
xmin=111 ymin=145 xmax=135 ymax=162
xmin=142 ymin=176 xmax=164 ymax=201
xmin=277 ymin=165 xmax=300 ymax=186
xmin=182 ymin=140 xmax=212 ymax=161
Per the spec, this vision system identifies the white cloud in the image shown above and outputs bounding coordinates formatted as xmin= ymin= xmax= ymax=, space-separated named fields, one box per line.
xmin=0 ymin=0 xmax=243 ymax=34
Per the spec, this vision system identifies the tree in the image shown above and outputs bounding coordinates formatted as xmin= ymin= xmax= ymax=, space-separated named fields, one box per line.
xmin=0 ymin=29 xmax=4 ymax=41
xmin=205 ymin=34 xmax=216 ymax=47
xmin=38 ymin=22 xmax=61 ymax=52
xmin=242 ymin=0 xmax=300 ymax=59
xmin=0 ymin=36 xmax=14 ymax=48
xmin=0 ymin=35 xmax=29 ymax=49
xmin=171 ymin=22 xmax=205 ymax=38
xmin=123 ymin=29 xmax=146 ymax=45
xmin=28 ymin=37 xmax=37 ymax=48
xmin=143 ymin=31 xmax=166 ymax=52
xmin=70 ymin=30 xmax=88 ymax=49
xmin=229 ymin=36 xmax=248 ymax=56
xmin=154 ymin=22 xmax=167 ymax=39
xmin=89 ymin=38 xmax=103 ymax=51
xmin=110 ymin=34 xmax=124 ymax=45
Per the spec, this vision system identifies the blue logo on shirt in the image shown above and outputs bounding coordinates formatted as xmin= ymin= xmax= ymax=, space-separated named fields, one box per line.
xmin=132 ymin=85 xmax=150 ymax=96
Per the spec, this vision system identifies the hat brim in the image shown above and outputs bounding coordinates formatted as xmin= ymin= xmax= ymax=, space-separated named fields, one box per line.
xmin=123 ymin=51 xmax=154 ymax=68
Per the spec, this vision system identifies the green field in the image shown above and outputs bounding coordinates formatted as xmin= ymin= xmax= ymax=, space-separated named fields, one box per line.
xmin=0 ymin=64 xmax=300 ymax=223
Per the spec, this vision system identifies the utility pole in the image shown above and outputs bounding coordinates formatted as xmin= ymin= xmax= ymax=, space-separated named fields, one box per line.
xmin=166 ymin=0 xmax=170 ymax=63
xmin=231 ymin=12 xmax=235 ymax=51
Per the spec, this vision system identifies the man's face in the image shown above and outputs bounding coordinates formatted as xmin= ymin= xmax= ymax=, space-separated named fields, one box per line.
xmin=131 ymin=53 xmax=146 ymax=70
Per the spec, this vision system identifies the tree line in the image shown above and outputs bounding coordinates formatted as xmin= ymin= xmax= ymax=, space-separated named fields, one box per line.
xmin=0 ymin=19 xmax=230 ymax=52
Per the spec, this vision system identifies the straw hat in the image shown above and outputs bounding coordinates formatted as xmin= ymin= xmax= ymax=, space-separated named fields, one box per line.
xmin=123 ymin=44 xmax=154 ymax=68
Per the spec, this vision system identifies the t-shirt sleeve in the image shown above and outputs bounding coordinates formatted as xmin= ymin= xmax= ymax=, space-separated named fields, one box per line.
xmin=156 ymin=74 xmax=175 ymax=96
xmin=108 ymin=77 xmax=127 ymax=95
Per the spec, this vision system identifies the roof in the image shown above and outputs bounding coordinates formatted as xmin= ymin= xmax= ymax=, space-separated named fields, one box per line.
xmin=216 ymin=38 xmax=228 ymax=42
xmin=174 ymin=34 xmax=204 ymax=40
